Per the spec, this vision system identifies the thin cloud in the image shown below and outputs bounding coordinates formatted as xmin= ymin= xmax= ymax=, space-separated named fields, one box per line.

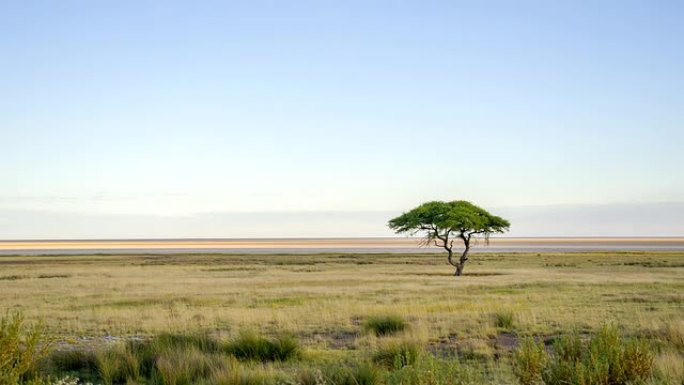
xmin=0 ymin=202 xmax=682 ymax=239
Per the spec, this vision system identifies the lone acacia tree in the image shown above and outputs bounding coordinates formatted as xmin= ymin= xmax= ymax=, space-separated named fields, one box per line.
xmin=389 ymin=200 xmax=510 ymax=276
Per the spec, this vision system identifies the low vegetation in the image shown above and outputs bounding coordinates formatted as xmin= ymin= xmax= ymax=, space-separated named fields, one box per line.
xmin=0 ymin=313 xmax=50 ymax=384
xmin=514 ymin=325 xmax=655 ymax=385
xmin=0 ymin=251 xmax=682 ymax=384
xmin=493 ymin=311 xmax=515 ymax=331
xmin=363 ymin=315 xmax=407 ymax=337
xmin=298 ymin=364 xmax=382 ymax=385
xmin=372 ymin=339 xmax=421 ymax=368
xmin=225 ymin=331 xmax=300 ymax=362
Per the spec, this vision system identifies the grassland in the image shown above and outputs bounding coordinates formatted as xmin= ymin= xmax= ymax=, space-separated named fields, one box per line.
xmin=1 ymin=251 xmax=682 ymax=384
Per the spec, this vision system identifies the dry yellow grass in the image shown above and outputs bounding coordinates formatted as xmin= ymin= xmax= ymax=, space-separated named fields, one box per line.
xmin=1 ymin=252 xmax=681 ymax=349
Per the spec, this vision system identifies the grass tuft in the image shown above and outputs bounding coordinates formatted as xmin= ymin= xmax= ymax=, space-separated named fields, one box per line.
xmin=372 ymin=340 xmax=421 ymax=368
xmin=512 ymin=338 xmax=546 ymax=385
xmin=95 ymin=348 xmax=124 ymax=385
xmin=48 ymin=350 xmax=98 ymax=374
xmin=513 ymin=325 xmax=655 ymax=385
xmin=225 ymin=332 xmax=300 ymax=362
xmin=152 ymin=332 xmax=221 ymax=353
xmin=363 ymin=315 xmax=407 ymax=337
xmin=493 ymin=311 xmax=515 ymax=330
xmin=298 ymin=364 xmax=382 ymax=385
xmin=154 ymin=347 xmax=216 ymax=385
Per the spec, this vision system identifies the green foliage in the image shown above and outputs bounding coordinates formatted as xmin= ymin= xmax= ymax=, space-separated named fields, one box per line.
xmin=513 ymin=326 xmax=655 ymax=385
xmin=388 ymin=200 xmax=510 ymax=239
xmin=513 ymin=339 xmax=546 ymax=385
xmin=0 ymin=312 xmax=50 ymax=385
xmin=225 ymin=332 xmax=300 ymax=362
xmin=372 ymin=340 xmax=421 ymax=369
xmin=388 ymin=200 xmax=509 ymax=275
xmin=363 ymin=315 xmax=407 ymax=337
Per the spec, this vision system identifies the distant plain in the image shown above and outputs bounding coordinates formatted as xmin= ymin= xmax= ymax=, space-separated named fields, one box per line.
xmin=2 ymin=237 xmax=684 ymax=255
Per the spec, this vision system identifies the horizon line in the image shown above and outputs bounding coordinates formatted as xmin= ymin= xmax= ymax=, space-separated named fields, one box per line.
xmin=2 ymin=235 xmax=683 ymax=243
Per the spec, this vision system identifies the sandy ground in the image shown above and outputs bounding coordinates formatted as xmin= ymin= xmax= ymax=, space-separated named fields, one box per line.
xmin=1 ymin=237 xmax=684 ymax=254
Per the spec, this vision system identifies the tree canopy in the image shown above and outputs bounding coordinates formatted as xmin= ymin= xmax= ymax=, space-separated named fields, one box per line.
xmin=388 ymin=200 xmax=510 ymax=276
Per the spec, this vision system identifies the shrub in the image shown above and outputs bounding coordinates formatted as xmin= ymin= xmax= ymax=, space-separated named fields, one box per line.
xmin=620 ymin=338 xmax=653 ymax=380
xmin=512 ymin=326 xmax=656 ymax=385
xmin=512 ymin=338 xmax=546 ymax=385
xmin=363 ymin=315 xmax=407 ymax=337
xmin=372 ymin=340 xmax=421 ymax=369
xmin=0 ymin=313 xmax=50 ymax=385
xmin=225 ymin=332 xmax=300 ymax=362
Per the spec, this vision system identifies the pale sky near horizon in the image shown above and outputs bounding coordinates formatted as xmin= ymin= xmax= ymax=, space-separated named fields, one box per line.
xmin=1 ymin=1 xmax=683 ymax=238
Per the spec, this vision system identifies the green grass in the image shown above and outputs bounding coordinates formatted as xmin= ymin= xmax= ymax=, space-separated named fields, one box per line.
xmin=372 ymin=339 xmax=422 ymax=368
xmin=363 ymin=315 xmax=408 ymax=337
xmin=225 ymin=332 xmax=300 ymax=362
xmin=298 ymin=364 xmax=382 ymax=385
xmin=513 ymin=325 xmax=656 ymax=385
xmin=493 ymin=311 xmax=515 ymax=330
xmin=0 ymin=323 xmax=673 ymax=385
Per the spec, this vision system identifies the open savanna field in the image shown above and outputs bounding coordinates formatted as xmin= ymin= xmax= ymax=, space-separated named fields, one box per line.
xmin=1 ymin=251 xmax=683 ymax=384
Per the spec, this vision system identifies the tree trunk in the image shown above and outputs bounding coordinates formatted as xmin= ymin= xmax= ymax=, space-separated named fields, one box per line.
xmin=454 ymin=245 xmax=470 ymax=277
xmin=447 ymin=248 xmax=454 ymax=267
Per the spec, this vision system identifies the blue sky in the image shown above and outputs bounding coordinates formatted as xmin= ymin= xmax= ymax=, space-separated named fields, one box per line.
xmin=1 ymin=1 xmax=683 ymax=238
